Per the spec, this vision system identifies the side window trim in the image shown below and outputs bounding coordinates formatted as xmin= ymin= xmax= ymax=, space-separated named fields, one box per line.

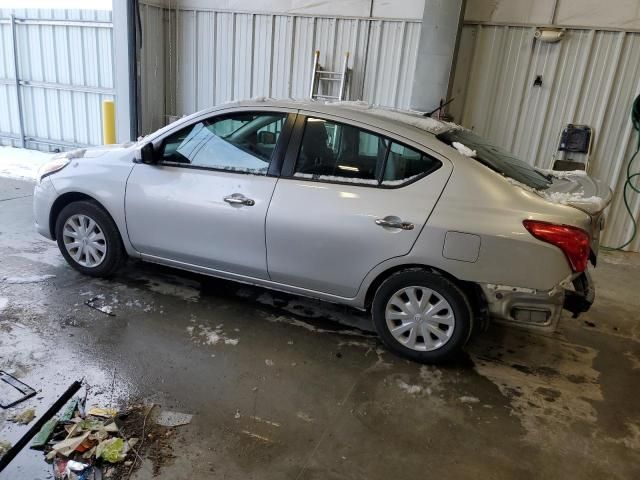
xmin=281 ymin=114 xmax=442 ymax=189
xmin=152 ymin=111 xmax=297 ymax=177
xmin=281 ymin=113 xmax=307 ymax=178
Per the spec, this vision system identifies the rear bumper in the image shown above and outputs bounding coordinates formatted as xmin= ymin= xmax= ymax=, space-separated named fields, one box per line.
xmin=479 ymin=270 xmax=594 ymax=332
xmin=563 ymin=270 xmax=595 ymax=317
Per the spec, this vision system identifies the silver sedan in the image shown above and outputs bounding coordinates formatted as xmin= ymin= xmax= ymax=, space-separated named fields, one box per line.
xmin=33 ymin=100 xmax=611 ymax=363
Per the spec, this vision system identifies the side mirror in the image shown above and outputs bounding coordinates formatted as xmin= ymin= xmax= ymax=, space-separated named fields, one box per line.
xmin=135 ymin=143 xmax=157 ymax=165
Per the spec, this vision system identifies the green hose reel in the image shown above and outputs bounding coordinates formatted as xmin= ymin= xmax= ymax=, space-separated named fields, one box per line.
xmin=606 ymin=93 xmax=640 ymax=250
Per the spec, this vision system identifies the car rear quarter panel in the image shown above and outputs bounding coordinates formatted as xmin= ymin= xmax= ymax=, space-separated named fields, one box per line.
xmin=419 ymin=157 xmax=592 ymax=289
xmin=355 ymin=153 xmax=592 ymax=302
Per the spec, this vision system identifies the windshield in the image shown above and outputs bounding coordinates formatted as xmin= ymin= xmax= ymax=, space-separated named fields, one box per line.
xmin=437 ymin=129 xmax=551 ymax=190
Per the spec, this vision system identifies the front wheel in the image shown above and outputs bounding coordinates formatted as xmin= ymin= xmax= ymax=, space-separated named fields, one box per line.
xmin=371 ymin=270 xmax=473 ymax=363
xmin=55 ymin=200 xmax=125 ymax=277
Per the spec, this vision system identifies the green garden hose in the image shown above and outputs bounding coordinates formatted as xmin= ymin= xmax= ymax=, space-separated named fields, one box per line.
xmin=604 ymin=93 xmax=640 ymax=250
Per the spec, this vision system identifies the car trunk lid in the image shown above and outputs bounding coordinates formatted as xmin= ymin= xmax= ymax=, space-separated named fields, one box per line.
xmin=540 ymin=170 xmax=612 ymax=216
xmin=540 ymin=170 xmax=612 ymax=257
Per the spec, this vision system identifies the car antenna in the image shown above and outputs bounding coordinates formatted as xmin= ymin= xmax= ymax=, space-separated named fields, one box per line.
xmin=424 ymin=97 xmax=455 ymax=118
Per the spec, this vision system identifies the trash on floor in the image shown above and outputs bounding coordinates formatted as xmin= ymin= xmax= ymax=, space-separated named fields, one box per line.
xmin=8 ymin=408 xmax=36 ymax=425
xmin=42 ymin=401 xmax=184 ymax=477
xmin=85 ymin=296 xmax=116 ymax=317
xmin=1 ymin=379 xmax=184 ymax=477
xmin=86 ymin=407 xmax=117 ymax=418
xmin=0 ymin=441 xmax=11 ymax=458
xmin=0 ymin=381 xmax=82 ymax=472
xmin=154 ymin=410 xmax=193 ymax=427
xmin=0 ymin=370 xmax=36 ymax=409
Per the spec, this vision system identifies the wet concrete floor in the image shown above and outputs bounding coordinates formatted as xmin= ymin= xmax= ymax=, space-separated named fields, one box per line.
xmin=1 ymin=176 xmax=639 ymax=479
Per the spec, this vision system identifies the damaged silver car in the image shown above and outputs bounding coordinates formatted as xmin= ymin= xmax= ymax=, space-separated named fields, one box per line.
xmin=33 ymin=100 xmax=611 ymax=362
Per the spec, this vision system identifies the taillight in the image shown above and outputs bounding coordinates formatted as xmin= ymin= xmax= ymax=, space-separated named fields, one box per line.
xmin=523 ymin=220 xmax=590 ymax=272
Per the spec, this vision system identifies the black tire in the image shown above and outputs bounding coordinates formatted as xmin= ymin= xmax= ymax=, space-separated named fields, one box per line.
xmin=55 ymin=200 xmax=126 ymax=277
xmin=371 ymin=270 xmax=473 ymax=364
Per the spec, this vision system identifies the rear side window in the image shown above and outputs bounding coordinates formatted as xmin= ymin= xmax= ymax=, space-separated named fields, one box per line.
xmin=436 ymin=129 xmax=552 ymax=190
xmin=293 ymin=117 xmax=441 ymax=186
xmin=160 ymin=112 xmax=287 ymax=174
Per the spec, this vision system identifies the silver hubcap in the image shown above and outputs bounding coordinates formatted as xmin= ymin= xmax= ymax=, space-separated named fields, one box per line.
xmin=62 ymin=214 xmax=107 ymax=268
xmin=385 ymin=286 xmax=455 ymax=351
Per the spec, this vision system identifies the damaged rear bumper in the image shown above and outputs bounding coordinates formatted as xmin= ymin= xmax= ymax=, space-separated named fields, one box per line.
xmin=563 ymin=270 xmax=595 ymax=317
xmin=479 ymin=270 xmax=594 ymax=332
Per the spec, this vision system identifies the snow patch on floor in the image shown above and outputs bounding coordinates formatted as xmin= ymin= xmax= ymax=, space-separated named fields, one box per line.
xmin=296 ymin=411 xmax=314 ymax=423
xmin=624 ymin=351 xmax=640 ymax=370
xmin=0 ymin=297 xmax=8 ymax=312
xmin=459 ymin=396 xmax=480 ymax=404
xmin=187 ymin=323 xmax=239 ymax=346
xmin=96 ymin=305 xmax=113 ymax=315
xmin=471 ymin=333 xmax=602 ymax=448
xmin=1 ymin=274 xmax=56 ymax=284
xmin=143 ymin=275 xmax=201 ymax=302
xmin=0 ymin=146 xmax=53 ymax=181
xmin=255 ymin=292 xmax=373 ymax=336
xmin=14 ymin=249 xmax=66 ymax=268
xmin=397 ymin=380 xmax=422 ymax=395
xmin=121 ymin=297 xmax=155 ymax=313
xmin=266 ymin=314 xmax=370 ymax=338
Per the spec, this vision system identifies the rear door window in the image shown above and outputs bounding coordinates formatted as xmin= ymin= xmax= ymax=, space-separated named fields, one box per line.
xmin=292 ymin=117 xmax=441 ymax=186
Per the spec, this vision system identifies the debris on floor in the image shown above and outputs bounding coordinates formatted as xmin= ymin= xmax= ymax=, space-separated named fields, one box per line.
xmin=4 ymin=394 xmax=184 ymax=478
xmin=0 ymin=370 xmax=37 ymax=408
xmin=86 ymin=407 xmax=117 ymax=418
xmin=154 ymin=410 xmax=193 ymax=427
xmin=0 ymin=440 xmax=11 ymax=458
xmin=8 ymin=407 xmax=36 ymax=425
xmin=34 ymin=399 xmax=137 ymax=478
xmin=85 ymin=296 xmax=116 ymax=317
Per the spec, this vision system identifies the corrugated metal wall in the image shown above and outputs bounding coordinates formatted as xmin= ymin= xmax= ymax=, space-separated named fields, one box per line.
xmin=0 ymin=9 xmax=114 ymax=151
xmin=139 ymin=2 xmax=421 ymax=135
xmin=451 ymin=24 xmax=640 ymax=251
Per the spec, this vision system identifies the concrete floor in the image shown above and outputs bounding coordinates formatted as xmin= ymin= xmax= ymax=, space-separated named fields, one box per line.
xmin=1 ymin=176 xmax=639 ymax=479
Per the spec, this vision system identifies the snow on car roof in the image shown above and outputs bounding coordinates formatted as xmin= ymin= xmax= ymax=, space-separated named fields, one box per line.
xmin=328 ymin=101 xmax=458 ymax=135
xmin=227 ymin=98 xmax=459 ymax=135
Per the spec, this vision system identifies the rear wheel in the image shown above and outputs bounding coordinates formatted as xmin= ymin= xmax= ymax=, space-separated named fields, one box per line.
xmin=55 ymin=201 xmax=125 ymax=277
xmin=372 ymin=270 xmax=473 ymax=363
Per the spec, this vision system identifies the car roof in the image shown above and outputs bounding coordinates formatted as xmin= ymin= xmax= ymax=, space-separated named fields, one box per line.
xmin=145 ymin=98 xmax=460 ymax=152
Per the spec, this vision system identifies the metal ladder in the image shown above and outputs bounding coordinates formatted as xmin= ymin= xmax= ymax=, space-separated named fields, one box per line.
xmin=309 ymin=50 xmax=350 ymax=101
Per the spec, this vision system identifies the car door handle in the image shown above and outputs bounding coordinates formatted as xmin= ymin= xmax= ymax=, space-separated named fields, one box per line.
xmin=224 ymin=194 xmax=255 ymax=206
xmin=375 ymin=218 xmax=414 ymax=230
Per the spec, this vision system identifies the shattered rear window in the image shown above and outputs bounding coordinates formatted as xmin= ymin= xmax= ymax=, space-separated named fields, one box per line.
xmin=437 ymin=129 xmax=552 ymax=190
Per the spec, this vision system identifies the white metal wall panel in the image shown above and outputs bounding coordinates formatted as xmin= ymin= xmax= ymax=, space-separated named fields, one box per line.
xmin=140 ymin=3 xmax=166 ymax=133
xmin=0 ymin=8 xmax=114 ymax=151
xmin=453 ymin=24 xmax=640 ymax=251
xmin=139 ymin=2 xmax=421 ymax=134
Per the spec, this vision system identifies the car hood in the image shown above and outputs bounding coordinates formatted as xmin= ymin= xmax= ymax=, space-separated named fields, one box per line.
xmin=76 ymin=142 xmax=136 ymax=159
xmin=538 ymin=170 xmax=613 ymax=216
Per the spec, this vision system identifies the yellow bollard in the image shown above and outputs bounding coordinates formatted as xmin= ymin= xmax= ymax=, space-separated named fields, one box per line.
xmin=102 ymin=99 xmax=116 ymax=145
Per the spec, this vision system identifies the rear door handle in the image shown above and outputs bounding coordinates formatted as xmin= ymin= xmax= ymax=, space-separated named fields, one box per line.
xmin=224 ymin=194 xmax=255 ymax=206
xmin=375 ymin=217 xmax=414 ymax=230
